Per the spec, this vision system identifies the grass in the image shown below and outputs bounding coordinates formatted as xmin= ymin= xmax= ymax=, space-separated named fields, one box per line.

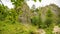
xmin=0 ymin=21 xmax=38 ymax=34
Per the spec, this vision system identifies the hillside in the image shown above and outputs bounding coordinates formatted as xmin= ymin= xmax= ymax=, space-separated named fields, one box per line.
xmin=0 ymin=3 xmax=60 ymax=34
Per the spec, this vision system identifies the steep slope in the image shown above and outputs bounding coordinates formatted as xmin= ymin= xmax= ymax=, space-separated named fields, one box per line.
xmin=40 ymin=4 xmax=60 ymax=25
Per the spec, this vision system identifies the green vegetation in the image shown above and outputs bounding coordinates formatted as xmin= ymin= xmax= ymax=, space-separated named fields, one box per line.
xmin=0 ymin=0 xmax=60 ymax=34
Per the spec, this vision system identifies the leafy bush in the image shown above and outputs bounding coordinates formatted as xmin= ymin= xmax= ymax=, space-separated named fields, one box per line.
xmin=44 ymin=9 xmax=53 ymax=27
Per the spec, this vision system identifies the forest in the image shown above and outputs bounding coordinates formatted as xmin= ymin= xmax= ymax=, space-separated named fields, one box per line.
xmin=0 ymin=0 xmax=60 ymax=34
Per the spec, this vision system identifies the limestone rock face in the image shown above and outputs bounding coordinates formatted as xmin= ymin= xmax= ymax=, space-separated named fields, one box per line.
xmin=53 ymin=26 xmax=60 ymax=34
xmin=19 ymin=4 xmax=60 ymax=25
xmin=40 ymin=4 xmax=60 ymax=24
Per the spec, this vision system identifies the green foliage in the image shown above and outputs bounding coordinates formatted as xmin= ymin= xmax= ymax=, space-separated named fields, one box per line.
xmin=0 ymin=4 xmax=18 ymax=23
xmin=0 ymin=4 xmax=37 ymax=33
xmin=0 ymin=3 xmax=37 ymax=34
xmin=46 ymin=9 xmax=53 ymax=17
xmin=34 ymin=0 xmax=36 ymax=2
xmin=31 ymin=16 xmax=39 ymax=25
xmin=0 ymin=0 xmax=60 ymax=34
xmin=57 ymin=19 xmax=60 ymax=27
xmin=39 ymin=0 xmax=41 ymax=2
xmin=11 ymin=0 xmax=24 ymax=7
xmin=57 ymin=10 xmax=60 ymax=25
xmin=45 ymin=9 xmax=53 ymax=27
xmin=0 ymin=5 xmax=8 ymax=21
xmin=31 ymin=11 xmax=43 ymax=28
xmin=0 ymin=21 xmax=37 ymax=34
xmin=45 ymin=18 xmax=53 ymax=27
xmin=45 ymin=28 xmax=53 ymax=34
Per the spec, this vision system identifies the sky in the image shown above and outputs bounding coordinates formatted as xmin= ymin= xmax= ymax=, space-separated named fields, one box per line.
xmin=26 ymin=0 xmax=60 ymax=8
xmin=1 ymin=0 xmax=60 ymax=9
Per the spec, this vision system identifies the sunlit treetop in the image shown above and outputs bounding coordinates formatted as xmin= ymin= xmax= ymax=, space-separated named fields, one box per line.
xmin=11 ymin=0 xmax=24 ymax=7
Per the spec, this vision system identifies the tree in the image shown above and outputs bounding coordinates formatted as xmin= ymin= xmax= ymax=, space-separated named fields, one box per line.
xmin=45 ymin=9 xmax=53 ymax=27
xmin=30 ymin=8 xmax=43 ymax=28
xmin=0 ymin=4 xmax=8 ymax=21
